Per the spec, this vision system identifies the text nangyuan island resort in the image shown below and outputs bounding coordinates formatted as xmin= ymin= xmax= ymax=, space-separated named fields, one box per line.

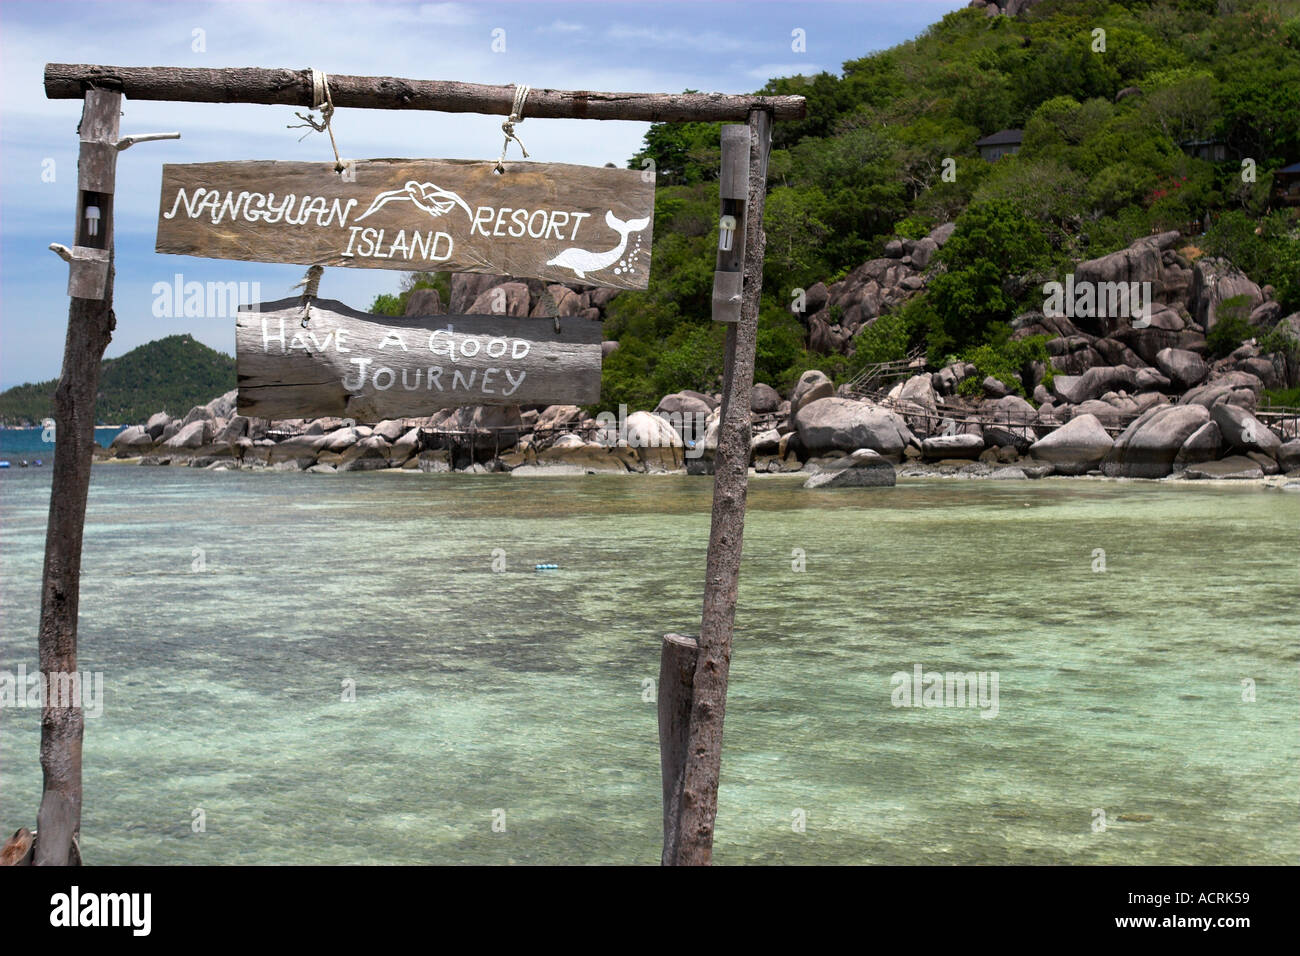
xmin=0 ymin=0 xmax=1295 ymax=917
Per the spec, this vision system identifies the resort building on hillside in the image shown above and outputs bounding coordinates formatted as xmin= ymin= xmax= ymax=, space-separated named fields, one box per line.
xmin=974 ymin=129 xmax=1023 ymax=161
xmin=1179 ymin=137 xmax=1230 ymax=162
xmin=1274 ymin=161 xmax=1300 ymax=206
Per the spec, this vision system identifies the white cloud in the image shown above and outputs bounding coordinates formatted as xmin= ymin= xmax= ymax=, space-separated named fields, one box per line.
xmin=603 ymin=24 xmax=756 ymax=55
xmin=541 ymin=20 xmax=585 ymax=33
xmin=416 ymin=2 xmax=477 ymax=25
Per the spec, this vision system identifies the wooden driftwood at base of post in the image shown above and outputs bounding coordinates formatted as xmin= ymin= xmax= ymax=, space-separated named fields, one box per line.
xmin=669 ymin=109 xmax=771 ymax=866
xmin=35 ymin=88 xmax=121 ymax=866
xmin=657 ymin=633 xmax=699 ymax=865
xmin=0 ymin=828 xmax=36 ymax=866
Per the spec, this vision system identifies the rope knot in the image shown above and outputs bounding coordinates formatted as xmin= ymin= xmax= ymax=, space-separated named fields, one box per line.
xmin=495 ymin=84 xmax=531 ymax=173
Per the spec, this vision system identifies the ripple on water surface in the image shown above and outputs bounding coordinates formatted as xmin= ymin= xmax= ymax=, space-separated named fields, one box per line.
xmin=1 ymin=467 xmax=1296 ymax=864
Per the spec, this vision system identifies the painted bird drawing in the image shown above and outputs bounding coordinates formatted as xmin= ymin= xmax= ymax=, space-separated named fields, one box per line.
xmin=546 ymin=210 xmax=650 ymax=279
xmin=354 ymin=181 xmax=474 ymax=222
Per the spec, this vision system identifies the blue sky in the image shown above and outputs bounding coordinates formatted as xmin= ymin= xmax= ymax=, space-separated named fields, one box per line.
xmin=0 ymin=0 xmax=967 ymax=389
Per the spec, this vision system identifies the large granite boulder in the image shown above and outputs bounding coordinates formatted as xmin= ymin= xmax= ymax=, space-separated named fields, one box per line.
xmin=921 ymin=434 xmax=985 ymax=461
xmin=1173 ymin=421 xmax=1222 ymax=469
xmin=803 ymin=449 xmax=897 ymax=488
xmin=110 ymin=425 xmax=154 ymax=454
xmin=1189 ymin=257 xmax=1262 ymax=332
xmin=890 ymin=373 xmax=939 ymax=432
xmin=205 ymin=390 xmax=238 ymax=420
xmin=1101 ymin=404 xmax=1210 ymax=478
xmin=655 ymin=392 xmax=712 ymax=417
xmin=1179 ymin=371 xmax=1263 ymax=410
xmin=794 ymin=398 xmax=915 ymax=458
xmin=1051 ymin=366 xmax=1138 ymax=405
xmin=1028 ymin=414 xmax=1113 ymax=474
xmin=1210 ymin=404 xmax=1281 ymax=460
xmin=404 ymin=287 xmax=444 ymax=315
xmin=145 ymin=412 xmax=171 ymax=440
xmin=1155 ymin=347 xmax=1209 ymax=390
xmin=532 ymin=434 xmax=637 ymax=474
xmin=468 ymin=281 xmax=531 ymax=317
xmin=750 ymin=383 xmax=782 ymax=413
xmin=1277 ymin=439 xmax=1300 ymax=472
xmin=624 ymin=410 xmax=684 ymax=471
xmin=536 ymin=404 xmax=583 ymax=431
xmin=790 ymin=370 xmax=835 ymax=417
xmin=163 ymin=419 xmax=212 ymax=450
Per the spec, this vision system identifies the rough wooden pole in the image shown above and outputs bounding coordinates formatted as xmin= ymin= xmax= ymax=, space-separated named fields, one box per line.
xmin=44 ymin=64 xmax=806 ymax=122
xmin=34 ymin=88 xmax=120 ymax=866
xmin=658 ymin=634 xmax=700 ymax=864
xmin=671 ymin=108 xmax=770 ymax=866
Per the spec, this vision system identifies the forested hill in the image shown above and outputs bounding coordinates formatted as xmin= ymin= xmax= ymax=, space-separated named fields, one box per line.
xmin=589 ymin=0 xmax=1300 ymax=406
xmin=0 ymin=335 xmax=235 ymax=425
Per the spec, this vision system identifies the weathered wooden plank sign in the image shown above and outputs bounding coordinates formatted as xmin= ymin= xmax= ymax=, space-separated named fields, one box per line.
xmin=236 ymin=297 xmax=602 ymax=420
xmin=157 ymin=159 xmax=655 ymax=290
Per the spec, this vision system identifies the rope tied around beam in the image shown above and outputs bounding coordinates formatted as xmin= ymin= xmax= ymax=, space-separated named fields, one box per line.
xmin=294 ymin=264 xmax=324 ymax=327
xmin=289 ymin=68 xmax=347 ymax=173
xmin=494 ymin=84 xmax=530 ymax=174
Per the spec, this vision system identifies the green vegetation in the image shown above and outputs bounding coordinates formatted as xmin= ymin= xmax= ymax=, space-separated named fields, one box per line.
xmin=372 ymin=0 xmax=1300 ymax=407
xmin=1205 ymin=294 xmax=1256 ymax=357
xmin=957 ymin=335 xmax=1055 ymax=398
xmin=610 ymin=0 xmax=1300 ymax=401
xmin=0 ymin=335 xmax=235 ymax=425
xmin=1262 ymin=385 xmax=1300 ymax=407
xmin=369 ymin=271 xmax=452 ymax=316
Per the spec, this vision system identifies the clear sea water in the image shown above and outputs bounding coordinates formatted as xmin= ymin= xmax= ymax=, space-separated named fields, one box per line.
xmin=1 ymin=465 xmax=1296 ymax=864
xmin=0 ymin=427 xmax=125 ymax=461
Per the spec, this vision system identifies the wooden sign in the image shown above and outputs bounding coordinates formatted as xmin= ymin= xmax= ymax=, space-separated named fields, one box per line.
xmin=235 ymin=297 xmax=602 ymax=420
xmin=157 ymin=159 xmax=655 ymax=290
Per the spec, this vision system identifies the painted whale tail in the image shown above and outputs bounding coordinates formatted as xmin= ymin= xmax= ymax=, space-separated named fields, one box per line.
xmin=606 ymin=209 xmax=651 ymax=238
xmin=545 ymin=210 xmax=650 ymax=278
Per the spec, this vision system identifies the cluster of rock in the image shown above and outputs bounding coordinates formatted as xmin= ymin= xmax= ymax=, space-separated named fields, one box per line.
xmin=798 ymin=222 xmax=953 ymax=354
xmin=101 ymin=228 xmax=1298 ymax=485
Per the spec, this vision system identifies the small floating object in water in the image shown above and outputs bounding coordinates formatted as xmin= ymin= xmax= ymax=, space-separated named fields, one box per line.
xmin=0 ymin=461 xmax=9 ymax=469
xmin=534 ymin=563 xmax=559 ymax=571
xmin=1117 ymin=813 xmax=1154 ymax=823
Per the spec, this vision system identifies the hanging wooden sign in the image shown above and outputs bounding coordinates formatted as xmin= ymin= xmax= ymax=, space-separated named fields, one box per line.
xmin=235 ymin=297 xmax=602 ymax=420
xmin=156 ymin=159 xmax=655 ymax=290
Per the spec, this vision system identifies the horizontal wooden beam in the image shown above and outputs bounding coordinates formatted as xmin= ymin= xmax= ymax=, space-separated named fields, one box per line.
xmin=44 ymin=64 xmax=806 ymax=123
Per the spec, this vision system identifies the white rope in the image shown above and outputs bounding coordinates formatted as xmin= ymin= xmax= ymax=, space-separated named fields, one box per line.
xmin=495 ymin=84 xmax=530 ymax=173
xmin=290 ymin=68 xmax=346 ymax=173
xmin=311 ymin=68 xmax=328 ymax=110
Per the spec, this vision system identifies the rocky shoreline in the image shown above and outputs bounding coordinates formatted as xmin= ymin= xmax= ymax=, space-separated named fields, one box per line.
xmin=99 ymin=227 xmax=1299 ymax=490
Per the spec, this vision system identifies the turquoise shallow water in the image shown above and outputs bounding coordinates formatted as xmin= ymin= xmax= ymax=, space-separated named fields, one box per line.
xmin=0 ymin=427 xmax=125 ymax=458
xmin=1 ymin=465 xmax=1296 ymax=864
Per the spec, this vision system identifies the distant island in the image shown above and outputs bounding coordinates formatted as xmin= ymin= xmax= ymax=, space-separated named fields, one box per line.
xmin=0 ymin=334 xmax=234 ymax=426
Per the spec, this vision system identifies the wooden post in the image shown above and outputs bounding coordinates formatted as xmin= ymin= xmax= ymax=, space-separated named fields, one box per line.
xmin=711 ymin=125 xmax=751 ymax=324
xmin=669 ymin=108 xmax=770 ymax=866
xmin=34 ymin=87 xmax=121 ymax=866
xmin=657 ymin=633 xmax=699 ymax=864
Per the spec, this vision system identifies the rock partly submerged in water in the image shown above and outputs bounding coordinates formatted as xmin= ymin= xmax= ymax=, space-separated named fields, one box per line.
xmin=802 ymin=449 xmax=896 ymax=488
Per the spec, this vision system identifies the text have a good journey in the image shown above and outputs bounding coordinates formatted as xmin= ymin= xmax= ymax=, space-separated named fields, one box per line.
xmin=257 ymin=312 xmax=534 ymax=398
xmin=235 ymin=299 xmax=602 ymax=419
